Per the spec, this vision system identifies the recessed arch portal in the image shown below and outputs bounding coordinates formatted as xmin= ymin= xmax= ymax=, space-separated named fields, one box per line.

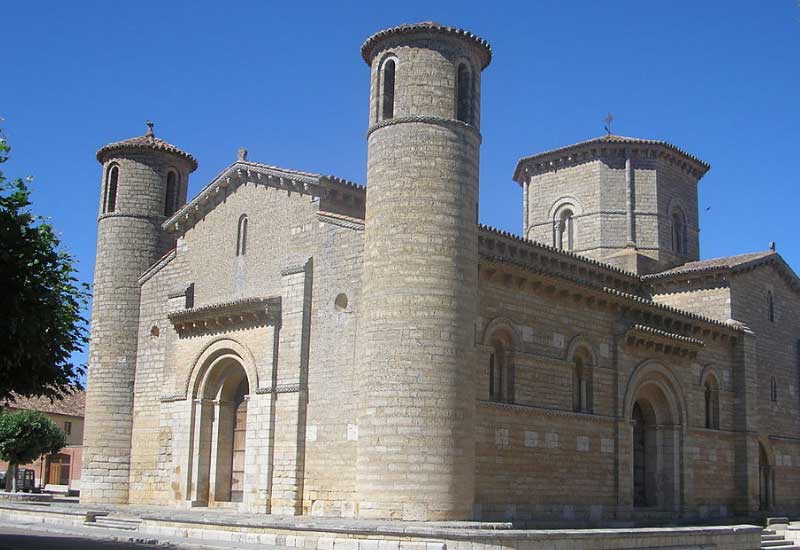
xmin=624 ymin=361 xmax=686 ymax=512
xmin=188 ymin=352 xmax=251 ymax=507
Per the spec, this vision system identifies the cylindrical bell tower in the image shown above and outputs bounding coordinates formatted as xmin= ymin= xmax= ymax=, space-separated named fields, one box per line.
xmin=81 ymin=123 xmax=196 ymax=504
xmin=357 ymin=22 xmax=491 ymax=520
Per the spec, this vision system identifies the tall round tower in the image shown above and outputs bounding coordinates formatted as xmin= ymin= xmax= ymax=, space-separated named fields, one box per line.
xmin=81 ymin=123 xmax=196 ymax=504
xmin=357 ymin=23 xmax=491 ymax=520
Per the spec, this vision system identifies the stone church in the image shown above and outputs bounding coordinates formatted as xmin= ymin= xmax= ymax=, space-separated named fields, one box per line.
xmin=81 ymin=21 xmax=800 ymax=524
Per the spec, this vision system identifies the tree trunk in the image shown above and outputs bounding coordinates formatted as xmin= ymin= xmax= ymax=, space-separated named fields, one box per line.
xmin=8 ymin=463 xmax=17 ymax=493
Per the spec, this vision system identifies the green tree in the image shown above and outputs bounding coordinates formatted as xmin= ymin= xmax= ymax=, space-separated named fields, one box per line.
xmin=0 ymin=410 xmax=66 ymax=492
xmin=0 ymin=129 xmax=89 ymax=401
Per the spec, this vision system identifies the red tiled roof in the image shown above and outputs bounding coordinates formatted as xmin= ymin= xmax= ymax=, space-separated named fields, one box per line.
xmin=2 ymin=390 xmax=85 ymax=418
xmin=96 ymin=133 xmax=197 ymax=171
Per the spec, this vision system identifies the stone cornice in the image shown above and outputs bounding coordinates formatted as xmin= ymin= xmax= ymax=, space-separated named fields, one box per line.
xmin=625 ymin=323 xmax=705 ymax=359
xmin=367 ymin=115 xmax=481 ymax=142
xmin=163 ymin=161 xmax=364 ymax=236
xmin=361 ymin=21 xmax=492 ymax=69
xmin=168 ymin=297 xmax=280 ymax=336
xmin=513 ymin=135 xmax=710 ymax=183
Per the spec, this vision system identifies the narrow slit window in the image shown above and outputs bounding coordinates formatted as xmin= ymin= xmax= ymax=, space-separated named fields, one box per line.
xmin=381 ymin=59 xmax=395 ymax=121
xmin=456 ymin=63 xmax=472 ymax=124
xmin=768 ymin=291 xmax=775 ymax=322
xmin=236 ymin=214 xmax=248 ymax=256
xmin=105 ymin=165 xmax=119 ymax=213
xmin=164 ymin=171 xmax=178 ymax=217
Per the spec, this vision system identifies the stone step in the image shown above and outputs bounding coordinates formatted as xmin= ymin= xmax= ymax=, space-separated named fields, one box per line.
xmin=765 ymin=534 xmax=787 ymax=541
xmin=84 ymin=516 xmax=142 ymax=531
xmin=761 ymin=541 xmax=798 ymax=549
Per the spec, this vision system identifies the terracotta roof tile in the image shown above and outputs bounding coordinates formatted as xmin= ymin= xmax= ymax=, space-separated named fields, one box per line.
xmin=97 ymin=130 xmax=197 ymax=171
xmin=2 ymin=390 xmax=85 ymax=418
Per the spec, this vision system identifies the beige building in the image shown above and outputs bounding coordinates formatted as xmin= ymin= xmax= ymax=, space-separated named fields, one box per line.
xmin=81 ymin=22 xmax=800 ymax=525
xmin=1 ymin=391 xmax=85 ymax=493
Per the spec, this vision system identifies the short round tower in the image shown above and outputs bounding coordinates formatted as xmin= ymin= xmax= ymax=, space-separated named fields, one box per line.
xmin=357 ymin=23 xmax=491 ymax=520
xmin=81 ymin=123 xmax=196 ymax=504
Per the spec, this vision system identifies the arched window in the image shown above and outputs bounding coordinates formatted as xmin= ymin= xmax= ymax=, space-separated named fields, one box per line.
xmin=456 ymin=63 xmax=472 ymax=124
xmin=703 ymin=375 xmax=720 ymax=429
xmin=770 ymin=377 xmax=778 ymax=402
xmin=573 ymin=348 xmax=593 ymax=413
xmin=104 ymin=165 xmax=119 ymax=213
xmin=768 ymin=291 xmax=775 ymax=323
xmin=236 ymin=214 xmax=248 ymax=256
xmin=671 ymin=209 xmax=687 ymax=255
xmin=164 ymin=170 xmax=179 ymax=217
xmin=555 ymin=208 xmax=574 ymax=251
xmin=380 ymin=59 xmax=396 ymax=121
xmin=489 ymin=333 xmax=514 ymax=403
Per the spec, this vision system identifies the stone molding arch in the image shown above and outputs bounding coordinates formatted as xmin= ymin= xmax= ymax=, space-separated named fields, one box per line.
xmin=699 ymin=364 xmax=721 ymax=388
xmin=758 ymin=436 xmax=775 ymax=467
xmin=565 ymin=335 xmax=597 ymax=365
xmin=623 ymin=360 xmax=688 ymax=427
xmin=482 ymin=317 xmax=521 ymax=350
xmin=547 ymin=195 xmax=584 ymax=221
xmin=184 ymin=337 xmax=259 ymax=400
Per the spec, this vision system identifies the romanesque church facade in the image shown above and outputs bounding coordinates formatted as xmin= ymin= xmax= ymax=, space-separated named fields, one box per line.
xmin=81 ymin=22 xmax=800 ymax=524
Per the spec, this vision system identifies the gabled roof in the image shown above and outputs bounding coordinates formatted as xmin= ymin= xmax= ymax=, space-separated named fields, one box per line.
xmin=163 ymin=160 xmax=364 ymax=236
xmin=644 ymin=250 xmax=800 ymax=294
xmin=361 ymin=21 xmax=492 ymax=68
xmin=644 ymin=251 xmax=777 ymax=279
xmin=512 ymin=134 xmax=710 ymax=182
xmin=96 ymin=122 xmax=197 ymax=171
xmin=2 ymin=390 xmax=85 ymax=418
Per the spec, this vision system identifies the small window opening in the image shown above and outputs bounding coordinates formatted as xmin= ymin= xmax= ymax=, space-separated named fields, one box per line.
xmin=555 ymin=209 xmax=574 ymax=251
xmin=768 ymin=291 xmax=775 ymax=323
xmin=64 ymin=421 xmax=72 ymax=436
xmin=381 ymin=59 xmax=396 ymax=121
xmin=771 ymin=377 xmax=778 ymax=402
xmin=489 ymin=334 xmax=514 ymax=403
xmin=164 ymin=171 xmax=179 ymax=217
xmin=456 ymin=63 xmax=472 ymax=124
xmin=573 ymin=349 xmax=593 ymax=414
xmin=672 ymin=209 xmax=687 ymax=255
xmin=334 ymin=293 xmax=348 ymax=312
xmin=704 ymin=376 xmax=720 ymax=429
xmin=236 ymin=214 xmax=248 ymax=256
xmin=150 ymin=325 xmax=160 ymax=337
xmin=105 ymin=165 xmax=119 ymax=213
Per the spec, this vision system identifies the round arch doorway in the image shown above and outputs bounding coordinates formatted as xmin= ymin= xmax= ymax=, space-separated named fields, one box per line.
xmin=190 ymin=355 xmax=250 ymax=506
xmin=630 ymin=380 xmax=683 ymax=513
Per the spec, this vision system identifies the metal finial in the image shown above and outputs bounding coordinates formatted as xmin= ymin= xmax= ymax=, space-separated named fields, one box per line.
xmin=770 ymin=241 xmax=776 ymax=251
xmin=145 ymin=120 xmax=155 ymax=139
xmin=237 ymin=147 xmax=248 ymax=161
xmin=603 ymin=113 xmax=614 ymax=136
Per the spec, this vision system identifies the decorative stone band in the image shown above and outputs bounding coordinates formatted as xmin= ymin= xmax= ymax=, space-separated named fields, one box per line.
xmin=366 ymin=115 xmax=482 ymax=142
xmin=167 ymin=296 xmax=281 ymax=336
xmin=480 ymin=257 xmax=739 ymax=348
xmin=624 ymin=323 xmax=705 ymax=359
xmin=164 ymin=161 xmax=363 ymax=236
xmin=478 ymin=400 xmax=616 ymax=424
xmin=255 ymin=383 xmax=302 ymax=395
xmin=98 ymin=211 xmax=169 ymax=223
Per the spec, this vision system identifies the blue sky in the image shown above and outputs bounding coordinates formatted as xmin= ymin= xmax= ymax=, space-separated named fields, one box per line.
xmin=2 ymin=1 xmax=799 ymax=371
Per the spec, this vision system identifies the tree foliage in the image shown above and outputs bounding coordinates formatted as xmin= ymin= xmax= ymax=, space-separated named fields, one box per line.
xmin=0 ymin=130 xmax=89 ymax=401
xmin=0 ymin=410 xmax=66 ymax=466
xmin=0 ymin=409 xmax=66 ymax=492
